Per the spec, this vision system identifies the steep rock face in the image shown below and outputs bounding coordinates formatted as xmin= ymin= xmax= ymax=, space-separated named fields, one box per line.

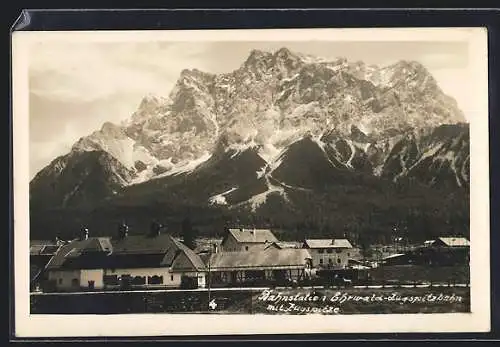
xmin=30 ymin=47 xmax=469 ymax=217
xmin=39 ymin=47 xmax=465 ymax=184
xmin=30 ymin=150 xmax=134 ymax=208
xmin=113 ymin=145 xmax=269 ymax=209
xmin=101 ymin=122 xmax=468 ymax=216
xmin=381 ymin=123 xmax=469 ymax=188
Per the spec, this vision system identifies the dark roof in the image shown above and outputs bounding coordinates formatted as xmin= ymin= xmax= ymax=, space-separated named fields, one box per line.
xmin=46 ymin=238 xmax=109 ymax=269
xmin=227 ymin=228 xmax=279 ymax=244
xmin=171 ymin=239 xmax=206 ymax=272
xmin=110 ymin=234 xmax=176 ymax=254
xmin=30 ymin=243 xmax=63 ymax=256
xmin=30 ymin=244 xmax=46 ymax=256
xmin=46 ymin=233 xmax=205 ymax=272
xmin=30 ymin=240 xmax=57 ymax=246
xmin=208 ymin=248 xmax=312 ymax=271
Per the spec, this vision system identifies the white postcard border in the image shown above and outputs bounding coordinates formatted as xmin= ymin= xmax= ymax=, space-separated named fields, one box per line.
xmin=13 ymin=27 xmax=490 ymax=337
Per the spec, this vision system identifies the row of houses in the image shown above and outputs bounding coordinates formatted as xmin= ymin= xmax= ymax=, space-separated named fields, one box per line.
xmin=30 ymin=227 xmax=469 ymax=292
xmin=31 ymin=227 xmax=357 ymax=292
xmin=218 ymin=228 xmax=358 ymax=268
xmin=379 ymin=237 xmax=470 ymax=266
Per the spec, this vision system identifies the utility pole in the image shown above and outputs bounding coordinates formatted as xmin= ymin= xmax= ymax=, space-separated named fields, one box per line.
xmin=207 ymin=250 xmax=211 ymax=311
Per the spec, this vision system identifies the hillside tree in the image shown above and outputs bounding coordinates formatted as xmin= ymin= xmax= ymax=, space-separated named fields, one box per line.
xmin=181 ymin=217 xmax=197 ymax=250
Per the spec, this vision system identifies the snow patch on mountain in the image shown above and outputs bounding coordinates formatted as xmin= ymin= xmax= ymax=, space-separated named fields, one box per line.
xmin=406 ymin=143 xmax=445 ymax=173
xmin=135 ymin=152 xmax=212 ymax=184
xmin=209 ymin=187 xmax=238 ymax=206
xmin=237 ymin=175 xmax=288 ymax=212
xmin=288 ymin=102 xmax=321 ymax=119
xmin=436 ymin=150 xmax=463 ymax=187
xmin=227 ymin=139 xmax=259 ymax=159
xmin=167 ymin=152 xmax=213 ymax=177
xmin=257 ymin=143 xmax=282 ymax=163
xmin=345 ymin=140 xmax=356 ymax=168
xmin=311 ymin=134 xmax=341 ymax=169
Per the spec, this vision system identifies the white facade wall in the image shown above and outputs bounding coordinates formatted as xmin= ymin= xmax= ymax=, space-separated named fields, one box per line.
xmin=48 ymin=270 xmax=81 ymax=290
xmin=180 ymin=271 xmax=207 ymax=288
xmin=105 ymin=267 xmax=181 ymax=287
xmin=47 ymin=268 xmax=207 ymax=291
xmin=80 ymin=269 xmax=104 ymax=289
xmin=221 ymin=234 xmax=267 ymax=252
xmin=47 ymin=267 xmax=208 ymax=291
xmin=309 ymin=248 xmax=353 ymax=268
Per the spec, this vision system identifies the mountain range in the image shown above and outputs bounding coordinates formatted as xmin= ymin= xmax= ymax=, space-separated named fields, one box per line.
xmin=29 ymin=47 xmax=470 ymax=242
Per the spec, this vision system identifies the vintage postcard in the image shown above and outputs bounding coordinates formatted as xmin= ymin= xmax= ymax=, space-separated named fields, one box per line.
xmin=12 ymin=27 xmax=490 ymax=337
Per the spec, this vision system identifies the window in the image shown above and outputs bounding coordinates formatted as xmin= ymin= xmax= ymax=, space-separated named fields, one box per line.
xmin=58 ymin=278 xmax=63 ymax=285
xmin=347 ymin=252 xmax=350 ymax=257
xmin=318 ymin=249 xmax=324 ymax=254
xmin=71 ymin=278 xmax=79 ymax=287
xmin=148 ymin=275 xmax=164 ymax=285
xmin=336 ymin=249 xmax=343 ymax=254
xmin=337 ymin=258 xmax=341 ymax=264
xmin=245 ymin=246 xmax=249 ymax=251
xmin=120 ymin=274 xmax=132 ymax=288
xmin=328 ymin=258 xmax=333 ymax=264
xmin=171 ymin=275 xmax=174 ymax=281
xmin=326 ymin=249 xmax=333 ymax=254
xmin=131 ymin=276 xmax=146 ymax=285
xmin=245 ymin=270 xmax=265 ymax=281
xmin=103 ymin=275 xmax=119 ymax=286
xmin=319 ymin=259 xmax=323 ymax=264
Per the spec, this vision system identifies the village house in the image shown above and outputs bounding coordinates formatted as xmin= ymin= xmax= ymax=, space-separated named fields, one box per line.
xmin=43 ymin=227 xmax=206 ymax=292
xmin=220 ymin=228 xmax=279 ymax=252
xmin=30 ymin=239 xmax=65 ymax=290
xmin=380 ymin=236 xmax=470 ymax=266
xmin=423 ymin=237 xmax=470 ymax=248
xmin=302 ymin=239 xmax=354 ymax=269
xmin=419 ymin=236 xmax=470 ymax=265
xmin=207 ymin=247 xmax=313 ymax=286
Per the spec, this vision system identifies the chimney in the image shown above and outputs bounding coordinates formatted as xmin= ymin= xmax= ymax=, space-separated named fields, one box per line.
xmin=149 ymin=221 xmax=162 ymax=237
xmin=80 ymin=227 xmax=89 ymax=240
xmin=118 ymin=222 xmax=129 ymax=239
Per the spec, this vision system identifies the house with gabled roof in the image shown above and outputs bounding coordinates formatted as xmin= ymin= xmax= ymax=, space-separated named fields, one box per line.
xmin=427 ymin=237 xmax=470 ymax=248
xmin=30 ymin=239 xmax=65 ymax=290
xmin=44 ymin=227 xmax=206 ymax=292
xmin=302 ymin=238 xmax=355 ymax=269
xmin=207 ymin=247 xmax=312 ymax=286
xmin=220 ymin=228 xmax=279 ymax=252
xmin=418 ymin=236 xmax=470 ymax=265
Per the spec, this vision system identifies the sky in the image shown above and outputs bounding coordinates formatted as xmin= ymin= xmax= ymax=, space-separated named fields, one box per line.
xmin=29 ymin=40 xmax=470 ymax=178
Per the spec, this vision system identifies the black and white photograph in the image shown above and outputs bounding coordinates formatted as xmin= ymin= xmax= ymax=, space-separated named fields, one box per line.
xmin=12 ymin=27 xmax=490 ymax=336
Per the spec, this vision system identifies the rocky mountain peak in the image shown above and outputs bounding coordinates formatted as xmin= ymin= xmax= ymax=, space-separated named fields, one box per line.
xmin=244 ymin=49 xmax=272 ymax=64
xmin=273 ymin=47 xmax=302 ymax=66
xmin=138 ymin=94 xmax=163 ymax=109
xmin=33 ymin=47 xmax=469 ymax=197
xmin=101 ymin=121 xmax=124 ymax=136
